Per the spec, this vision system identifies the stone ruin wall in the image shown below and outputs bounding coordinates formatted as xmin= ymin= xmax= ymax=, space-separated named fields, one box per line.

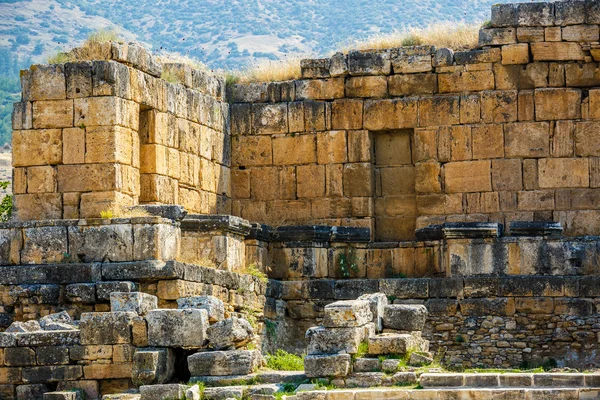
xmin=5 ymin=2 xmax=600 ymax=396
xmin=11 ymin=42 xmax=231 ymax=221
xmin=228 ymin=1 xmax=600 ymax=242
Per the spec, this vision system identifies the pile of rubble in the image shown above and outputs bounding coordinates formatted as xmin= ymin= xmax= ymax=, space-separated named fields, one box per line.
xmin=304 ymin=293 xmax=432 ymax=387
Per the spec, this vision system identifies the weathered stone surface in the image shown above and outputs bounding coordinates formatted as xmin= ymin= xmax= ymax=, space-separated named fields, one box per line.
xmin=17 ymin=330 xmax=80 ymax=347
xmin=304 ymin=353 xmax=351 ymax=378
xmin=188 ymin=350 xmax=261 ymax=376
xmin=132 ymin=347 xmax=175 ymax=386
xmin=96 ymin=281 xmax=137 ymax=301
xmin=357 ymin=293 xmax=388 ymax=332
xmin=80 ymin=312 xmax=136 ymax=345
xmin=146 ymin=308 xmax=209 ymax=348
xmin=6 ymin=320 xmax=41 ymax=333
xmin=306 ymin=325 xmax=371 ymax=355
xmin=110 ymin=292 xmax=158 ymax=316
xmin=139 ymin=384 xmax=187 ymax=400
xmin=348 ymin=50 xmax=391 ymax=76
xmin=383 ymin=304 xmax=428 ymax=331
xmin=56 ymin=381 xmax=99 ymax=400
xmin=368 ymin=333 xmax=423 ymax=355
xmin=207 ymin=317 xmax=254 ymax=350
xmin=43 ymin=391 xmax=84 ymax=400
xmin=66 ymin=283 xmax=96 ymax=303
xmin=16 ymin=384 xmax=49 ymax=400
xmin=323 ymin=300 xmax=372 ymax=328
xmin=39 ymin=312 xmax=77 ymax=331
xmin=176 ymin=295 xmax=225 ymax=323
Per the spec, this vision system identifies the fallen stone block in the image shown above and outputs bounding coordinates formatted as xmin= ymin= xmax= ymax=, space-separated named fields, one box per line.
xmin=368 ymin=333 xmax=417 ymax=355
xmin=323 ymin=300 xmax=372 ymax=328
xmin=177 ymin=296 xmax=225 ymax=322
xmin=139 ymin=384 xmax=188 ymax=400
xmin=207 ymin=317 xmax=254 ymax=350
xmin=6 ymin=320 xmax=41 ymax=333
xmin=202 ymin=386 xmax=245 ymax=400
xmin=409 ymin=352 xmax=433 ymax=366
xmin=357 ymin=293 xmax=388 ymax=332
xmin=56 ymin=380 xmax=100 ymax=400
xmin=392 ymin=371 xmax=418 ymax=385
xmin=110 ymin=292 xmax=158 ymax=316
xmin=353 ymin=357 xmax=381 ymax=373
xmin=146 ymin=309 xmax=209 ymax=348
xmin=346 ymin=372 xmax=385 ymax=388
xmin=382 ymin=304 xmax=428 ymax=331
xmin=43 ymin=391 xmax=84 ymax=400
xmin=306 ymin=324 xmax=372 ymax=355
xmin=80 ymin=312 xmax=136 ymax=345
xmin=382 ymin=359 xmax=400 ymax=373
xmin=185 ymin=385 xmax=201 ymax=400
xmin=16 ymin=383 xmax=49 ymax=400
xmin=304 ymin=353 xmax=351 ymax=378
xmin=132 ymin=347 xmax=175 ymax=386
xmin=188 ymin=350 xmax=261 ymax=376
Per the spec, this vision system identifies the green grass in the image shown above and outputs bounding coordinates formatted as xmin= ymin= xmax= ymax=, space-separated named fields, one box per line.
xmin=265 ymin=350 xmax=305 ymax=371
xmin=244 ymin=263 xmax=268 ymax=283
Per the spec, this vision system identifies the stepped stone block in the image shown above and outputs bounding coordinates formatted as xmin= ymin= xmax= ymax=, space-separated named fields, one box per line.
xmin=354 ymin=357 xmax=381 ymax=373
xmin=207 ymin=317 xmax=254 ymax=350
xmin=306 ymin=324 xmax=373 ymax=355
xmin=132 ymin=347 xmax=175 ymax=386
xmin=110 ymin=292 xmax=158 ymax=316
xmin=146 ymin=309 xmax=209 ymax=348
xmin=304 ymin=353 xmax=351 ymax=378
xmin=177 ymin=296 xmax=225 ymax=322
xmin=139 ymin=384 xmax=188 ymax=400
xmin=323 ymin=300 xmax=372 ymax=328
xmin=383 ymin=304 xmax=428 ymax=331
xmin=187 ymin=350 xmax=261 ymax=376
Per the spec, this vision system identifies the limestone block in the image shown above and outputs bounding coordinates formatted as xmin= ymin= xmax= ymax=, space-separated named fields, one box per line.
xmin=43 ymin=391 xmax=83 ymax=400
xmin=62 ymin=127 xmax=85 ymax=164
xmin=502 ymin=44 xmax=529 ymax=65
xmin=16 ymin=384 xmax=49 ymax=400
xmin=207 ymin=317 xmax=254 ymax=350
xmin=133 ymin=222 xmax=180 ymax=261
xmin=492 ymin=159 xmax=523 ymax=191
xmin=252 ymin=103 xmax=288 ymax=135
xmin=343 ymin=163 xmax=373 ymax=197
xmin=139 ymin=384 xmax=187 ymax=400
xmin=323 ymin=300 xmax=372 ymax=328
xmin=409 ymin=352 xmax=433 ymax=366
xmin=517 ymin=27 xmax=545 ymax=42
xmin=382 ymin=304 xmax=428 ymax=331
xmin=295 ymin=78 xmax=344 ymax=100
xmin=56 ymin=381 xmax=99 ymax=400
xmin=357 ymin=293 xmax=388 ymax=333
xmin=415 ymin=161 xmax=441 ymax=194
xmin=332 ymin=99 xmax=363 ymax=130
xmin=562 ymin=25 xmax=599 ymax=41
xmin=67 ymin=224 xmax=134 ymax=263
xmin=364 ymin=98 xmax=418 ymax=130
xmin=438 ymin=125 xmax=472 ymax=162
xmin=388 ymin=73 xmax=437 ymax=96
xmin=481 ymin=91 xmax=517 ymax=123
xmin=21 ymin=226 xmax=68 ymax=265
xmin=139 ymin=174 xmax=178 ymax=204
xmin=345 ymin=76 xmax=387 ymax=98
xmin=110 ymin=292 xmax=158 ymax=316
xmin=6 ymin=320 xmax=40 ymax=333
xmin=348 ymin=50 xmax=391 ymax=75
xmin=330 ymin=52 xmax=348 ymax=76
xmin=479 ymin=28 xmax=517 ymax=46
xmin=177 ymin=296 xmax=224 ymax=322
xmin=13 ymin=129 xmax=62 ymax=167
xmin=80 ymin=312 xmax=136 ymax=345
xmin=531 ymin=42 xmax=585 ymax=61
xmin=444 ymin=160 xmax=492 ymax=193
xmin=438 ymin=71 xmax=494 ymax=93
xmin=471 ymin=124 xmax=504 ymax=160
xmin=65 ymin=61 xmax=92 ymax=99
xmin=538 ymin=158 xmax=589 ymax=188
xmin=36 ymin=346 xmax=70 ymax=365
xmin=354 ymin=358 xmax=381 ymax=373
xmin=368 ymin=333 xmax=426 ymax=356
xmin=85 ymin=126 xmax=133 ymax=164
xmin=187 ymin=349 xmax=261 ymax=376
xmin=146 ymin=309 xmax=209 ymax=348
xmin=297 ymin=164 xmax=325 ymax=198
xmin=0 ymin=228 xmax=22 ymax=266
xmin=272 ymin=134 xmax=316 ymax=165
xmin=32 ymin=100 xmax=73 ymax=129
xmin=82 ymin=362 xmax=132 ymax=379
xmin=391 ymin=46 xmax=433 ymax=74
xmin=304 ymin=354 xmax=350 ymax=378
xmin=74 ymin=97 xmax=139 ymax=130
xmin=185 ymin=385 xmax=201 ymax=400
xmin=25 ymin=166 xmax=55 ymax=194
xmin=504 ymin=122 xmax=550 ymax=158
xmin=535 ymin=88 xmax=581 ymax=120
xmin=22 ymin=365 xmax=83 ymax=383
xmin=418 ymin=96 xmax=459 ymax=127
xmin=39 ymin=312 xmax=76 ymax=331
xmin=96 ymin=281 xmax=136 ymax=301
xmin=57 ymin=163 xmax=120 ymax=193
xmin=306 ymin=324 xmax=371 ymax=355
xmin=132 ymin=347 xmax=175 ymax=386
xmin=29 ymin=65 xmax=66 ymax=101
xmin=454 ymin=48 xmax=500 ymax=64
xmin=433 ymin=48 xmax=454 ymax=67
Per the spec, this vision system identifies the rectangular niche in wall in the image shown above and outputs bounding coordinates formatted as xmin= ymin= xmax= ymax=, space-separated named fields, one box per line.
xmin=373 ymin=129 xmax=416 ymax=241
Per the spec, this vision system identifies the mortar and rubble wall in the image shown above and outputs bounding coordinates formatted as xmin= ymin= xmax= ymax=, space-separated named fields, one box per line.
xmin=6 ymin=0 xmax=600 ymax=398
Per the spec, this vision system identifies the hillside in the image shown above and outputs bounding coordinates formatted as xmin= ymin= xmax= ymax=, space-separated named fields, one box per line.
xmin=0 ymin=0 xmax=524 ymax=146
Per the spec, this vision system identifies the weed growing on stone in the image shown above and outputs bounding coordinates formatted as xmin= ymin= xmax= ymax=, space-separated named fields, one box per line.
xmin=353 ymin=341 xmax=369 ymax=359
xmin=243 ymin=263 xmax=268 ymax=283
xmin=265 ymin=319 xmax=277 ymax=340
xmin=338 ymin=247 xmax=359 ymax=278
xmin=100 ymin=209 xmax=114 ymax=219
xmin=265 ymin=350 xmax=305 ymax=371
xmin=48 ymin=28 xmax=121 ymax=64
xmin=0 ymin=181 xmax=12 ymax=222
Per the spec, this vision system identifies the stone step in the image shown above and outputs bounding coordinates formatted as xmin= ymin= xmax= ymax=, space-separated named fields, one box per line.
xmin=296 ymin=387 xmax=600 ymax=400
xmin=419 ymin=372 xmax=600 ymax=388
xmin=190 ymin=370 xmax=307 ymax=386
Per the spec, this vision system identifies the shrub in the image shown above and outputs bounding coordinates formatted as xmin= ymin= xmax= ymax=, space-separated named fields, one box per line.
xmin=265 ymin=350 xmax=305 ymax=371
xmin=0 ymin=181 xmax=12 ymax=222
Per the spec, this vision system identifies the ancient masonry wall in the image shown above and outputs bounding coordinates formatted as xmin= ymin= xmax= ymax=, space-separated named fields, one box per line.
xmin=229 ymin=1 xmax=600 ymax=241
xmin=12 ymin=42 xmax=230 ymax=221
